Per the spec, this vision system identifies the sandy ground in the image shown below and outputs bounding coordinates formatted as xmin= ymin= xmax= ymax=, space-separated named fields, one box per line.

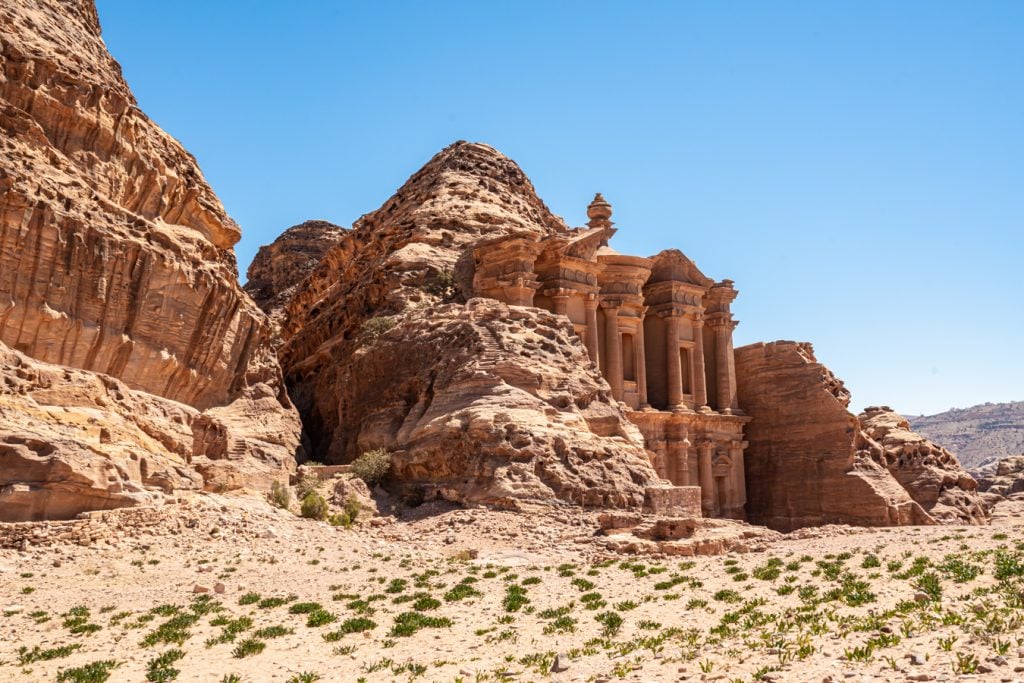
xmin=2 ymin=494 xmax=1023 ymax=683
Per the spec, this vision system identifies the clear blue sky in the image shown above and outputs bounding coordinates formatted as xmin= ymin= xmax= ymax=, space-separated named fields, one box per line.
xmin=95 ymin=0 xmax=1022 ymax=416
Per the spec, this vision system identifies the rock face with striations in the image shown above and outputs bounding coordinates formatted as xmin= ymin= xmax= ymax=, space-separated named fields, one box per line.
xmin=0 ymin=0 xmax=301 ymax=520
xmin=244 ymin=220 xmax=345 ymax=326
xmin=280 ymin=142 xmax=661 ymax=508
xmin=734 ymin=342 xmax=988 ymax=531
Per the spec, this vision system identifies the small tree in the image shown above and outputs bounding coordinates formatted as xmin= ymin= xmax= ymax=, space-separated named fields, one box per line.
xmin=268 ymin=480 xmax=291 ymax=509
xmin=300 ymin=492 xmax=329 ymax=521
xmin=351 ymin=448 xmax=391 ymax=487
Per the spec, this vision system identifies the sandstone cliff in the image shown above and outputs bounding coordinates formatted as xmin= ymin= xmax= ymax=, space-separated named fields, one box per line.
xmin=280 ymin=142 xmax=661 ymax=508
xmin=0 ymin=0 xmax=301 ymax=519
xmin=734 ymin=342 xmax=987 ymax=531
xmin=244 ymin=220 xmax=345 ymax=326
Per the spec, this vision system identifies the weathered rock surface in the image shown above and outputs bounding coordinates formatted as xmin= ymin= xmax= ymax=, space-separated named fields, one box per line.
xmin=244 ymin=220 xmax=345 ymax=326
xmin=734 ymin=341 xmax=987 ymax=531
xmin=974 ymin=455 xmax=1024 ymax=499
xmin=0 ymin=0 xmax=301 ymax=518
xmin=282 ymin=142 xmax=567 ymax=452
xmin=857 ymin=406 xmax=987 ymax=524
xmin=305 ymin=298 xmax=659 ymax=508
xmin=280 ymin=143 xmax=661 ymax=507
xmin=0 ymin=341 xmax=296 ymax=521
xmin=0 ymin=0 xmax=285 ymax=409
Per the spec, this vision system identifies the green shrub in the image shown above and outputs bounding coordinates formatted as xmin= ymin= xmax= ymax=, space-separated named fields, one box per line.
xmin=238 ymin=593 xmax=260 ymax=606
xmin=288 ymin=602 xmax=324 ymax=615
xmin=422 ymin=269 xmax=455 ymax=298
xmin=343 ymin=493 xmax=361 ymax=522
xmin=444 ymin=582 xmax=481 ymax=602
xmin=328 ymin=512 xmax=353 ymax=528
xmin=231 ymin=639 xmax=265 ymax=658
xmin=145 ymin=649 xmax=185 ymax=682
xmin=18 ymin=644 xmax=81 ymax=665
xmin=351 ymin=449 xmax=391 ymax=487
xmin=268 ymin=481 xmax=291 ymax=509
xmin=300 ymin=492 xmax=329 ymax=521
xmin=361 ymin=316 xmax=396 ymax=343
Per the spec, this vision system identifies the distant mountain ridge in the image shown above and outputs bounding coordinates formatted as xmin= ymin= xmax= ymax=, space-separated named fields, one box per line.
xmin=908 ymin=401 xmax=1024 ymax=470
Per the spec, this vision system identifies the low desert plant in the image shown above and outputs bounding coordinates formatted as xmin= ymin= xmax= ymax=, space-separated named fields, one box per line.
xmin=422 ymin=269 xmax=456 ymax=298
xmin=268 ymin=480 xmax=291 ymax=509
xmin=390 ymin=611 xmax=452 ymax=637
xmin=145 ymin=648 xmax=185 ymax=682
xmin=57 ymin=660 xmax=120 ymax=683
xmin=231 ymin=638 xmax=265 ymax=658
xmin=18 ymin=643 xmax=81 ymax=665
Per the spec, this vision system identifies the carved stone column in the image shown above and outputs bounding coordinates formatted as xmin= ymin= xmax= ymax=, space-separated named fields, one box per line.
xmin=504 ymin=277 xmax=538 ymax=307
xmin=548 ymin=289 xmax=570 ymax=317
xmin=584 ymin=295 xmax=600 ymax=366
xmin=665 ymin=311 xmax=683 ymax=409
xmin=726 ymin=326 xmax=739 ymax=413
xmin=698 ymin=439 xmax=715 ymax=517
xmin=676 ymin=435 xmax=691 ymax=486
xmin=712 ymin=319 xmax=738 ymax=414
xmin=602 ymin=300 xmax=623 ymax=401
xmin=729 ymin=439 xmax=747 ymax=517
xmin=634 ymin=313 xmax=649 ymax=408
xmin=691 ymin=315 xmax=709 ymax=411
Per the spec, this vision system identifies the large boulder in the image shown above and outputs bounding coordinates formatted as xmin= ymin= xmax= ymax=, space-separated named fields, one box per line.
xmin=334 ymin=299 xmax=658 ymax=508
xmin=0 ymin=0 xmax=301 ymax=518
xmin=857 ymin=406 xmax=987 ymax=525
xmin=735 ymin=341 xmax=988 ymax=531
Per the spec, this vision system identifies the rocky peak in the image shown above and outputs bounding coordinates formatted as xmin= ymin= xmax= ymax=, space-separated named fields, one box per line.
xmin=281 ymin=141 xmax=568 ymax=360
xmin=245 ymin=220 xmax=346 ymax=324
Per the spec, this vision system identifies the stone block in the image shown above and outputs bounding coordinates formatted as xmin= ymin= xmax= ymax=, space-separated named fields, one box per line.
xmin=643 ymin=485 xmax=702 ymax=517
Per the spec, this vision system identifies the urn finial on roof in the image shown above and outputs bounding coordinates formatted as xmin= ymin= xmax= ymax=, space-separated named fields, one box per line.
xmin=587 ymin=193 xmax=613 ymax=226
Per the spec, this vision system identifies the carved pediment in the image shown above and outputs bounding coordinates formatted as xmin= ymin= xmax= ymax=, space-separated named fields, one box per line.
xmin=647 ymin=249 xmax=713 ymax=288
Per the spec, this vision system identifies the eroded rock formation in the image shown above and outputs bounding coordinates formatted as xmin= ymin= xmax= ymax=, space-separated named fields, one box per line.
xmin=338 ymin=300 xmax=658 ymax=508
xmin=735 ymin=342 xmax=987 ymax=531
xmin=0 ymin=341 xmax=297 ymax=521
xmin=857 ymin=406 xmax=986 ymax=524
xmin=282 ymin=142 xmax=567 ymax=453
xmin=244 ymin=220 xmax=345 ymax=325
xmin=281 ymin=142 xmax=662 ymax=508
xmin=0 ymin=0 xmax=300 ymax=519
xmin=974 ymin=455 xmax=1024 ymax=501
